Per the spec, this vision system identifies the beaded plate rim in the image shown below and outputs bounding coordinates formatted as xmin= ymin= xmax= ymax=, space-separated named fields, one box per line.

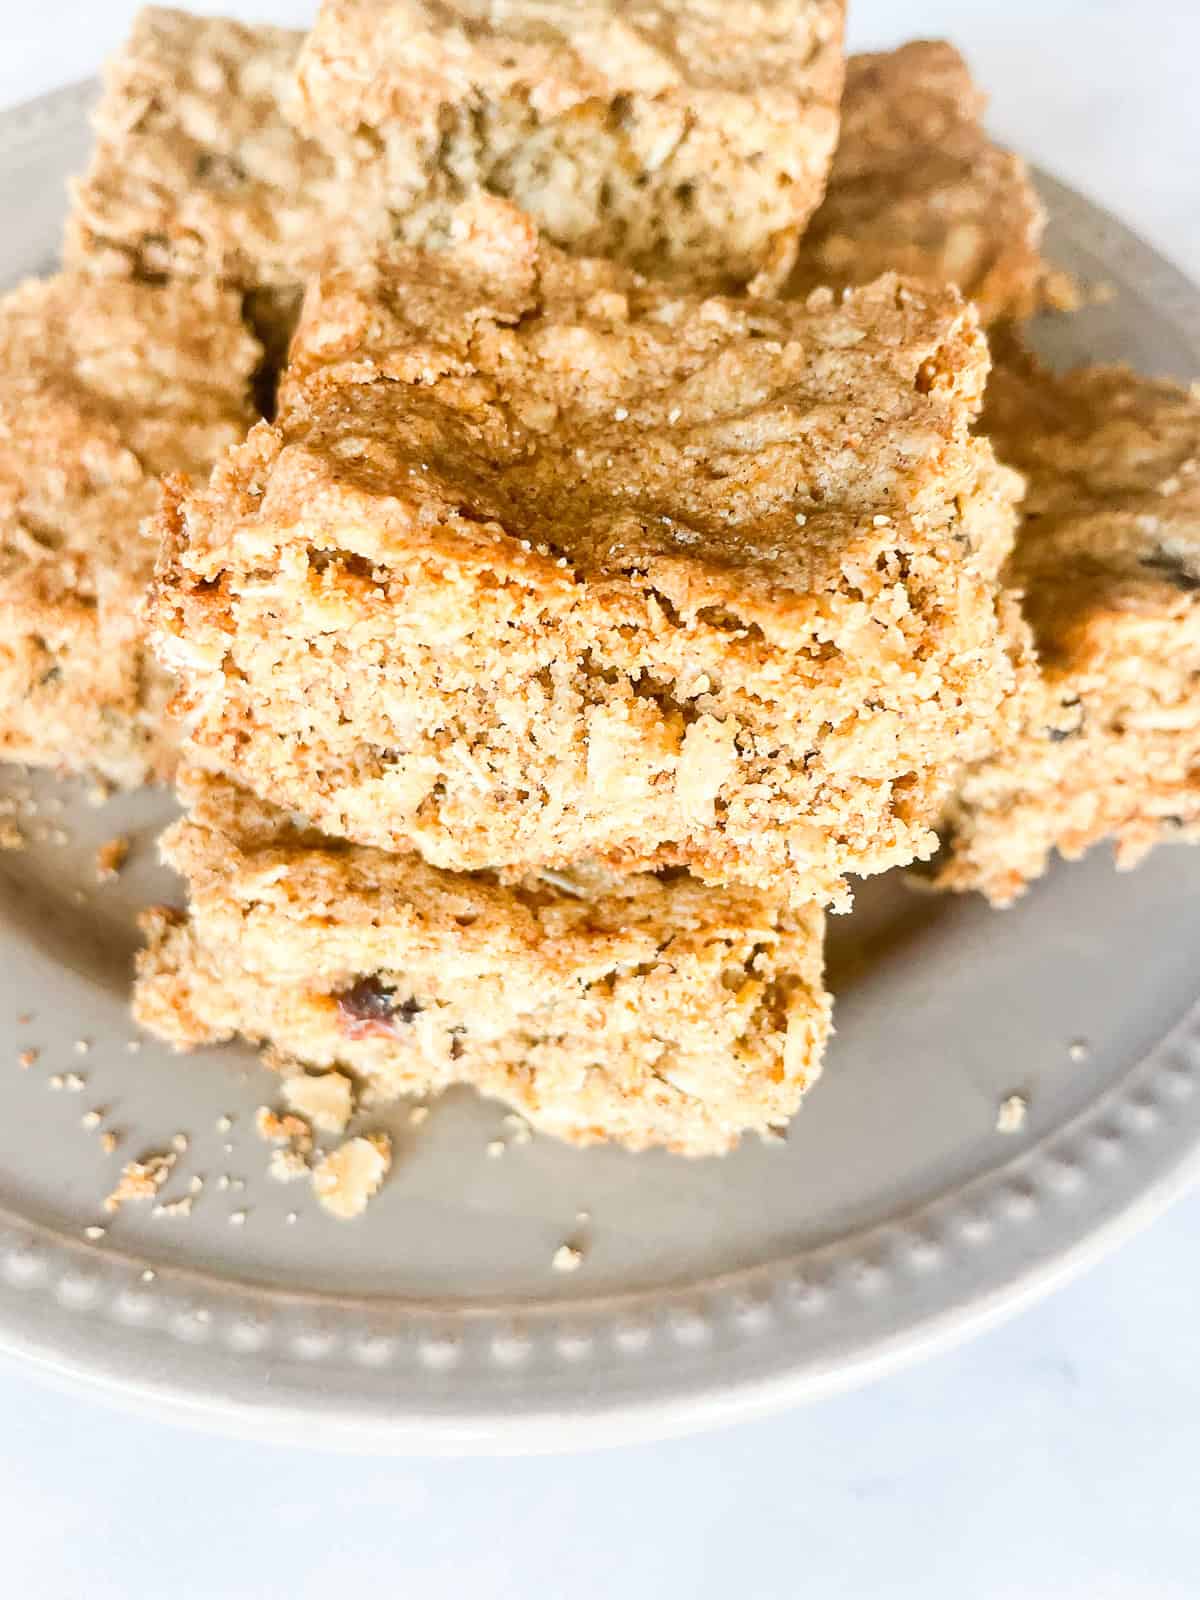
xmin=0 ymin=82 xmax=1198 ymax=1454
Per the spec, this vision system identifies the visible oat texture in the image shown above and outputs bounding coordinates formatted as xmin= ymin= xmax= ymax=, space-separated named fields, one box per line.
xmin=132 ymin=774 xmax=832 ymax=1156
xmin=934 ymin=336 xmax=1200 ymax=903
xmin=65 ymin=0 xmax=842 ymax=381
xmin=150 ymin=201 xmax=1028 ymax=904
xmin=788 ymin=41 xmax=1047 ymax=323
xmin=295 ymin=0 xmax=845 ymax=292
xmin=0 ymin=274 xmax=258 ymax=785
xmin=64 ymin=7 xmax=390 ymax=366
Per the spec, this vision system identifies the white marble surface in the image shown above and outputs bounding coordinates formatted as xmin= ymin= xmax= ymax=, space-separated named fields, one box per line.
xmin=3 ymin=2 xmax=1200 ymax=1594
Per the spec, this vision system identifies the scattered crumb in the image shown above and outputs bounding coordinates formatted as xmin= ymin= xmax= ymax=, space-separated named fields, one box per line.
xmin=104 ymin=1151 xmax=175 ymax=1213
xmin=87 ymin=780 xmax=113 ymax=808
xmin=48 ymin=1075 xmax=64 ymax=1091
xmin=254 ymin=1105 xmax=314 ymax=1153
xmin=312 ymin=1134 xmax=392 ymax=1220
xmin=94 ymin=835 xmax=129 ymax=882
xmin=125 ymin=1038 xmax=142 ymax=1054
xmin=268 ymin=1147 xmax=309 ymax=1183
xmin=996 ymin=1093 xmax=1028 ymax=1135
xmin=285 ymin=1211 xmax=298 ymax=1225
xmin=83 ymin=1225 xmax=106 ymax=1241
xmin=281 ymin=1072 xmax=353 ymax=1136
xmin=140 ymin=1268 xmax=156 ymax=1283
xmin=100 ymin=1131 xmax=119 ymax=1155
xmin=216 ymin=1114 xmax=233 ymax=1133
xmin=16 ymin=1012 xmax=32 ymax=1026
xmin=152 ymin=1196 xmax=193 ymax=1219
xmin=228 ymin=1209 xmax=247 ymax=1226
xmin=216 ymin=1175 xmax=230 ymax=1192
xmin=223 ymin=1142 xmax=234 ymax=1154
xmin=80 ymin=1110 xmax=103 ymax=1131
xmin=1040 ymin=267 xmax=1118 ymax=314
xmin=170 ymin=1132 xmax=189 ymax=1154
xmin=17 ymin=1048 xmax=37 ymax=1070
xmin=188 ymin=1175 xmax=204 ymax=1195
xmin=1068 ymin=1039 xmax=1090 ymax=1064
xmin=73 ymin=1039 xmax=90 ymax=1056
xmin=408 ymin=1104 xmax=430 ymax=1127
xmin=485 ymin=1138 xmax=506 ymax=1159
xmin=62 ymin=1072 xmax=86 ymax=1093
xmin=1040 ymin=267 xmax=1084 ymax=313
xmin=552 ymin=1243 xmax=584 ymax=1273
xmin=575 ymin=1210 xmax=591 ymax=1226
xmin=502 ymin=1114 xmax=532 ymax=1146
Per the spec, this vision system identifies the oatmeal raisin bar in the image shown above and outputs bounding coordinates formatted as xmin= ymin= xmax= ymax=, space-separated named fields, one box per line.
xmin=788 ymin=42 xmax=1047 ymax=324
xmin=64 ymin=8 xmax=389 ymax=368
xmin=134 ymin=774 xmax=832 ymax=1156
xmin=293 ymin=0 xmax=844 ymax=293
xmin=0 ymin=275 xmax=258 ymax=785
xmin=150 ymin=202 xmax=1028 ymax=903
xmin=933 ymin=336 xmax=1200 ymax=903
xmin=66 ymin=0 xmax=841 ymax=373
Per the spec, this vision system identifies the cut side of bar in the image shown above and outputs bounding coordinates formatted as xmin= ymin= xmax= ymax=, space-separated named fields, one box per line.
xmin=0 ymin=274 xmax=258 ymax=785
xmin=933 ymin=336 xmax=1200 ymax=903
xmin=294 ymin=0 xmax=846 ymax=292
xmin=134 ymin=774 xmax=832 ymax=1156
xmin=150 ymin=202 xmax=1029 ymax=904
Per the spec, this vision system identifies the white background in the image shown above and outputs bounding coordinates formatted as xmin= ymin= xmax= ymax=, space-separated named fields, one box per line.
xmin=3 ymin=3 xmax=1200 ymax=1594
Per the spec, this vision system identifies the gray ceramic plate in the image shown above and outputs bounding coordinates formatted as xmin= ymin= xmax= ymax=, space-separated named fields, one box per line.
xmin=2 ymin=82 xmax=1200 ymax=1455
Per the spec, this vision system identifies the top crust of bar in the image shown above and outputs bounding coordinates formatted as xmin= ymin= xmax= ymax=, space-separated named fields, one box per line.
xmin=0 ymin=274 xmax=258 ymax=484
xmin=985 ymin=336 xmax=1200 ymax=645
xmin=162 ymin=199 xmax=992 ymax=635
xmin=788 ymin=41 xmax=1046 ymax=322
xmin=65 ymin=6 xmax=388 ymax=292
xmin=297 ymin=0 xmax=846 ymax=129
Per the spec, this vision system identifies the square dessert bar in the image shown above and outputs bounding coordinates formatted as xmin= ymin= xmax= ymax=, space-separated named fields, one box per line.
xmin=150 ymin=202 xmax=1029 ymax=904
xmin=66 ymin=0 xmax=841 ymax=376
xmin=0 ymin=275 xmax=258 ymax=786
xmin=293 ymin=0 xmax=845 ymax=292
xmin=933 ymin=337 xmax=1200 ymax=903
xmin=64 ymin=7 xmax=390 ymax=366
xmin=788 ymin=42 xmax=1047 ymax=324
xmin=135 ymin=774 xmax=831 ymax=1156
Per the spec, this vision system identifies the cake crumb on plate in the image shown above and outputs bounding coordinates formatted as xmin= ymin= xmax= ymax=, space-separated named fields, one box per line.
xmin=312 ymin=1134 xmax=391 ymax=1220
xmin=996 ymin=1094 xmax=1028 ymax=1135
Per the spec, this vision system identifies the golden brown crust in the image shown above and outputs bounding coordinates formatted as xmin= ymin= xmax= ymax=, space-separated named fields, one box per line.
xmin=0 ymin=274 xmax=259 ymax=784
xmin=149 ymin=207 xmax=1026 ymax=900
xmin=934 ymin=338 xmax=1200 ymax=902
xmin=300 ymin=0 xmax=846 ymax=120
xmin=133 ymin=773 xmax=832 ymax=1156
xmin=788 ymin=41 xmax=1047 ymax=323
